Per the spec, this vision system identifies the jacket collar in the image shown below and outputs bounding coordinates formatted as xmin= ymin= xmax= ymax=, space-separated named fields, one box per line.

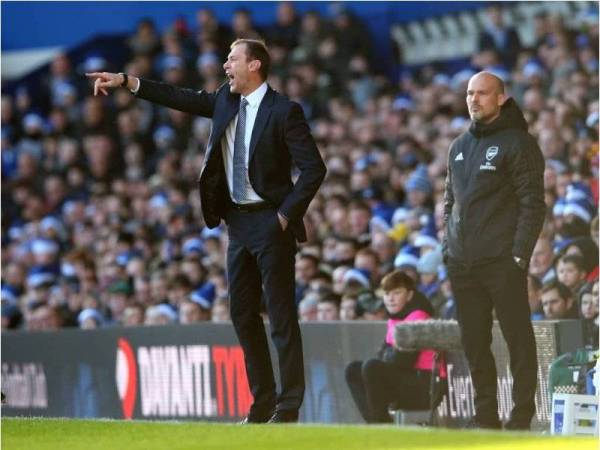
xmin=241 ymin=82 xmax=268 ymax=109
xmin=469 ymin=97 xmax=528 ymax=138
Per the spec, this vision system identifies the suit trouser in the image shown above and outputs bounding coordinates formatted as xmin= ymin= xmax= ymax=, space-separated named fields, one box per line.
xmin=345 ymin=359 xmax=431 ymax=423
xmin=447 ymin=255 xmax=538 ymax=426
xmin=226 ymin=207 xmax=303 ymax=416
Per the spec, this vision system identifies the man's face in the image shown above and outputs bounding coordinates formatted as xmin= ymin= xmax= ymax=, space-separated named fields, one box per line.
xmin=181 ymin=261 xmax=203 ymax=285
xmin=123 ymin=306 xmax=144 ymax=326
xmin=223 ymin=43 xmax=258 ymax=95
xmin=530 ymin=239 xmax=553 ymax=277
xmin=335 ymin=242 xmax=356 ymax=263
xmin=211 ymin=304 xmax=230 ymax=323
xmin=355 ymin=254 xmax=377 ymax=278
xmin=299 ymin=304 xmax=317 ymax=322
xmin=317 ymin=302 xmax=339 ymax=321
xmin=580 ymin=293 xmax=598 ymax=320
xmin=348 ymin=208 xmax=371 ymax=236
xmin=296 ymin=257 xmax=317 ymax=284
xmin=179 ymin=302 xmax=202 ymax=324
xmin=371 ymin=232 xmax=396 ymax=263
xmin=340 ymin=299 xmax=357 ymax=320
xmin=466 ymin=74 xmax=506 ymax=124
xmin=541 ymin=288 xmax=571 ymax=319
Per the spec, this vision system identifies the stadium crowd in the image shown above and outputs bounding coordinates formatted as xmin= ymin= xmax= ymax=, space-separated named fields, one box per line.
xmin=1 ymin=3 xmax=598 ymax=346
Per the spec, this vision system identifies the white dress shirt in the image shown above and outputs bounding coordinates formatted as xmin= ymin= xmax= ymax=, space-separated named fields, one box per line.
xmin=132 ymin=78 xmax=267 ymax=204
xmin=221 ymin=82 xmax=268 ymax=203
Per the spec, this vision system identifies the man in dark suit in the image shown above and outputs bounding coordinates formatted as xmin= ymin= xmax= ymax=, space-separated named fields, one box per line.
xmin=87 ymin=39 xmax=326 ymax=423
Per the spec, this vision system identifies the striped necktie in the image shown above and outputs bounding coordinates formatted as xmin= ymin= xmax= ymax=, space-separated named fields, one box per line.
xmin=232 ymin=98 xmax=249 ymax=202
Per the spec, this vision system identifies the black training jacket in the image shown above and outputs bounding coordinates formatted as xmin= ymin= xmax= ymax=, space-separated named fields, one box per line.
xmin=443 ymin=98 xmax=546 ymax=265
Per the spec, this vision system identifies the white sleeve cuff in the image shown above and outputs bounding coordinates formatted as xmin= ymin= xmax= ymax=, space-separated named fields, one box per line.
xmin=130 ymin=78 xmax=140 ymax=94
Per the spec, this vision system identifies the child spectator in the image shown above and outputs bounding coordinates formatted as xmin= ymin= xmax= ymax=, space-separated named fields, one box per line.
xmin=563 ymin=237 xmax=599 ymax=282
xmin=556 ymin=254 xmax=587 ymax=295
xmin=345 ymin=270 xmax=442 ymax=423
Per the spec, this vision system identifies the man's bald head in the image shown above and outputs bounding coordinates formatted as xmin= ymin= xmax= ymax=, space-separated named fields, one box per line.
xmin=470 ymin=71 xmax=505 ymax=94
xmin=466 ymin=71 xmax=507 ymax=124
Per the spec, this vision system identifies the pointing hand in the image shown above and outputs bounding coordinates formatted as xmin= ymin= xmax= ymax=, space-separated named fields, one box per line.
xmin=85 ymin=72 xmax=124 ymax=96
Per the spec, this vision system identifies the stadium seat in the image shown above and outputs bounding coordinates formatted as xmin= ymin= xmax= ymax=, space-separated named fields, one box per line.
xmin=389 ymin=352 xmax=449 ymax=426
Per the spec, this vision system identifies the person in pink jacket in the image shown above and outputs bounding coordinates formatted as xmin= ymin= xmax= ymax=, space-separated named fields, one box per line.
xmin=345 ymin=270 xmax=444 ymax=423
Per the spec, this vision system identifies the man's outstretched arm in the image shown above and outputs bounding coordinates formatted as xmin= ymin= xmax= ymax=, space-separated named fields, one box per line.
xmin=86 ymin=72 xmax=217 ymax=118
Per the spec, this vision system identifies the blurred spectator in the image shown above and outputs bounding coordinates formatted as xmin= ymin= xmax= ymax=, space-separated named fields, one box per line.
xmin=179 ymin=299 xmax=210 ymax=324
xmin=105 ymin=280 xmax=133 ymax=325
xmin=211 ymin=298 xmax=230 ymax=322
xmin=298 ymin=296 xmax=318 ymax=322
xmin=416 ymin=249 xmax=444 ymax=316
xmin=266 ymin=2 xmax=300 ymax=50
xmin=27 ymin=304 xmax=63 ymax=331
xmin=356 ymin=289 xmax=386 ymax=320
xmin=541 ymin=280 xmax=578 ymax=320
xmin=529 ymin=237 xmax=556 ymax=283
xmin=78 ymin=308 xmax=104 ymax=329
xmin=340 ymin=294 xmax=358 ymax=321
xmin=555 ymin=254 xmax=587 ymax=295
xmin=1 ymin=303 xmax=23 ymax=330
xmin=128 ymin=18 xmax=161 ymax=57
xmin=295 ymin=253 xmax=319 ymax=303
xmin=294 ymin=10 xmax=326 ymax=62
xmin=195 ymin=9 xmax=233 ymax=59
xmin=527 ymin=274 xmax=544 ymax=320
xmin=477 ymin=4 xmax=522 ymax=69
xmin=581 ymin=281 xmax=599 ymax=347
xmin=145 ymin=303 xmax=178 ymax=325
xmin=123 ymin=302 xmax=145 ymax=326
xmin=330 ymin=5 xmax=372 ymax=65
xmin=562 ymin=237 xmax=599 ymax=281
xmin=231 ymin=8 xmax=262 ymax=40
xmin=317 ymin=295 xmax=340 ymax=321
xmin=579 ymin=282 xmax=598 ymax=321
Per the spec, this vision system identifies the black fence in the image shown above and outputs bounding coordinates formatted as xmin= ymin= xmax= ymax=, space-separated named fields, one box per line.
xmin=1 ymin=320 xmax=583 ymax=429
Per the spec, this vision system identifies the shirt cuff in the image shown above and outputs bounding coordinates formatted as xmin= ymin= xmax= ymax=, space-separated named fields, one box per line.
xmin=130 ymin=78 xmax=140 ymax=94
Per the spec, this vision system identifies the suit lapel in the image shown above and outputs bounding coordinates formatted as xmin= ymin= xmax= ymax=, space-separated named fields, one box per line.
xmin=209 ymin=90 xmax=239 ymax=154
xmin=249 ymin=86 xmax=274 ymax=162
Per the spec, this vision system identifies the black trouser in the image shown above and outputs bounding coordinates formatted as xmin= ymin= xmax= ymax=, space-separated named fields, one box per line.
xmin=345 ymin=359 xmax=430 ymax=423
xmin=226 ymin=207 xmax=303 ymax=416
xmin=447 ymin=255 xmax=538 ymax=427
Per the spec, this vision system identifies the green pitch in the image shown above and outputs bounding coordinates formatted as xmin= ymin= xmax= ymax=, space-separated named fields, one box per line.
xmin=1 ymin=418 xmax=596 ymax=450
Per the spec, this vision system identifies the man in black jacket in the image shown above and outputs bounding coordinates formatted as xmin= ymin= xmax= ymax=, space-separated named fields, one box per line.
xmin=443 ymin=72 xmax=545 ymax=430
xmin=87 ymin=39 xmax=326 ymax=423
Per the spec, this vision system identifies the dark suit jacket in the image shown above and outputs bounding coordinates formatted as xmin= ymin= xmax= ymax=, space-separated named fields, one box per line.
xmin=136 ymin=79 xmax=326 ymax=242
